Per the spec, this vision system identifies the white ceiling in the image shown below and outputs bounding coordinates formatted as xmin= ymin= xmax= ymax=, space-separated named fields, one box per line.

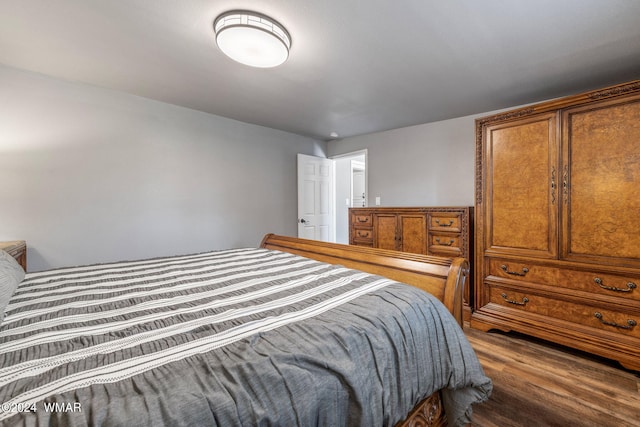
xmin=1 ymin=0 xmax=639 ymax=140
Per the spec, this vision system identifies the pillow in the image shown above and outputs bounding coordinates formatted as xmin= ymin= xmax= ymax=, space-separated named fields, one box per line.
xmin=0 ymin=249 xmax=25 ymax=323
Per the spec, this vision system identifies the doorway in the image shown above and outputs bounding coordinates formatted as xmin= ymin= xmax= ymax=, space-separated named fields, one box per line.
xmin=351 ymin=160 xmax=366 ymax=208
xmin=331 ymin=150 xmax=368 ymax=244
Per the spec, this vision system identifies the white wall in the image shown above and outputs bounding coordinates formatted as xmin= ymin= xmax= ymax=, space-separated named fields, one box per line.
xmin=0 ymin=65 xmax=325 ymax=271
xmin=327 ymin=115 xmax=478 ymax=207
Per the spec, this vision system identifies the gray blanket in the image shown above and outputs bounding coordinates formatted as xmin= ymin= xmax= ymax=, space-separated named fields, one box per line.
xmin=0 ymin=248 xmax=491 ymax=426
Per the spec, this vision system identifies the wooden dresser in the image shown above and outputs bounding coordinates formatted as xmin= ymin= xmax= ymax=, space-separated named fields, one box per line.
xmin=0 ymin=240 xmax=27 ymax=271
xmin=349 ymin=207 xmax=473 ymax=316
xmin=473 ymin=80 xmax=640 ymax=371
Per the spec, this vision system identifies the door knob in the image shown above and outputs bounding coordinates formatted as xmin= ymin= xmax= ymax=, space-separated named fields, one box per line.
xmin=299 ymin=218 xmax=308 ymax=224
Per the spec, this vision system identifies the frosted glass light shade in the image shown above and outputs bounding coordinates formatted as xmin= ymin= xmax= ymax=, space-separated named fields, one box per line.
xmin=214 ymin=11 xmax=291 ymax=68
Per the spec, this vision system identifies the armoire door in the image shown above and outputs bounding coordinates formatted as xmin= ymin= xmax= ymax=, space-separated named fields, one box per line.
xmin=483 ymin=112 xmax=559 ymax=259
xmin=561 ymin=95 xmax=640 ymax=268
xmin=374 ymin=214 xmax=398 ymax=251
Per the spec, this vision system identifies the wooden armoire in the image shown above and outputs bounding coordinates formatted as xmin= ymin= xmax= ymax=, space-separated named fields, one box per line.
xmin=472 ymin=80 xmax=640 ymax=371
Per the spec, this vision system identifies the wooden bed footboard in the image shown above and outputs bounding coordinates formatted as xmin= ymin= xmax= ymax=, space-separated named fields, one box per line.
xmin=260 ymin=234 xmax=468 ymax=327
xmin=260 ymin=234 xmax=471 ymax=427
xmin=396 ymin=390 xmax=447 ymax=427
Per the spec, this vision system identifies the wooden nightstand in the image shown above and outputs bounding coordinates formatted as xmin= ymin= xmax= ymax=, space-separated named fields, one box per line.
xmin=0 ymin=240 xmax=27 ymax=271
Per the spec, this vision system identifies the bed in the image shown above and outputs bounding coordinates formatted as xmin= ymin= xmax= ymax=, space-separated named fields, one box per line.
xmin=0 ymin=234 xmax=491 ymax=426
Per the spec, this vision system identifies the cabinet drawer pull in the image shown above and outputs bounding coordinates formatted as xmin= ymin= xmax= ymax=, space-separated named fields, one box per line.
xmin=357 ymin=217 xmax=370 ymax=223
xmin=357 ymin=231 xmax=370 ymax=238
xmin=435 ymin=237 xmax=455 ymax=246
xmin=594 ymin=312 xmax=637 ymax=330
xmin=594 ymin=278 xmax=637 ymax=293
xmin=501 ymin=264 xmax=529 ymax=276
xmin=435 ymin=219 xmax=454 ymax=227
xmin=501 ymin=293 xmax=529 ymax=306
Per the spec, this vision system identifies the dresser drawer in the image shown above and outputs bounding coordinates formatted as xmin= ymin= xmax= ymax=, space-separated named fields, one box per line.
xmin=351 ymin=212 xmax=373 ymax=245
xmin=559 ymin=269 xmax=639 ymax=301
xmin=488 ymin=258 xmax=559 ymax=284
xmin=352 ymin=228 xmax=373 ymax=244
xmin=487 ymin=258 xmax=640 ymax=301
xmin=353 ymin=228 xmax=373 ymax=240
xmin=352 ymin=213 xmax=373 ymax=227
xmin=488 ymin=284 xmax=640 ymax=339
xmin=428 ymin=213 xmax=462 ymax=232
xmin=429 ymin=233 xmax=462 ymax=257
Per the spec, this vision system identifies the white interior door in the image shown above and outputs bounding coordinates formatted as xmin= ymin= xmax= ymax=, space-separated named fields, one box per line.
xmin=297 ymin=154 xmax=334 ymax=242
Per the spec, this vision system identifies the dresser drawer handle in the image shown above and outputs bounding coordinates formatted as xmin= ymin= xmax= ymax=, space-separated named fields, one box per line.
xmin=357 ymin=231 xmax=370 ymax=238
xmin=357 ymin=217 xmax=370 ymax=223
xmin=435 ymin=219 xmax=454 ymax=227
xmin=435 ymin=237 xmax=455 ymax=246
xmin=594 ymin=312 xmax=637 ymax=330
xmin=501 ymin=293 xmax=529 ymax=306
xmin=501 ymin=265 xmax=529 ymax=276
xmin=594 ymin=278 xmax=637 ymax=293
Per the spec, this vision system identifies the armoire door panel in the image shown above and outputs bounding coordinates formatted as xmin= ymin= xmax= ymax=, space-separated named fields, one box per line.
xmin=399 ymin=215 xmax=427 ymax=254
xmin=485 ymin=113 xmax=558 ymax=258
xmin=562 ymin=96 xmax=640 ymax=267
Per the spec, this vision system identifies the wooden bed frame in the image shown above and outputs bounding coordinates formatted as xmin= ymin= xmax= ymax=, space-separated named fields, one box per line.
xmin=260 ymin=234 xmax=470 ymax=427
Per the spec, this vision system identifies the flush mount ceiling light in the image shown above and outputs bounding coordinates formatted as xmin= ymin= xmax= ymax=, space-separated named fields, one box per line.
xmin=214 ymin=11 xmax=291 ymax=68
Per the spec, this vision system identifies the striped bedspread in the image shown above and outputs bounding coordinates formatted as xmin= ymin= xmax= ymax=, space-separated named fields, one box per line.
xmin=0 ymin=248 xmax=491 ymax=426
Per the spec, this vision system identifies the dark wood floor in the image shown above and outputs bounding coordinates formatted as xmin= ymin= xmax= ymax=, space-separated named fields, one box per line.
xmin=463 ymin=326 xmax=640 ymax=427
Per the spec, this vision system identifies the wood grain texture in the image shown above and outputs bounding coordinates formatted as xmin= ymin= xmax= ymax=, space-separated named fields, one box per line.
xmin=563 ymin=99 xmax=640 ymax=263
xmin=485 ymin=113 xmax=558 ymax=257
xmin=375 ymin=213 xmax=400 ymax=251
xmin=466 ymin=326 xmax=640 ymax=427
xmin=474 ymin=80 xmax=640 ymax=372
xmin=398 ymin=391 xmax=447 ymax=427
xmin=399 ymin=214 xmax=428 ymax=255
